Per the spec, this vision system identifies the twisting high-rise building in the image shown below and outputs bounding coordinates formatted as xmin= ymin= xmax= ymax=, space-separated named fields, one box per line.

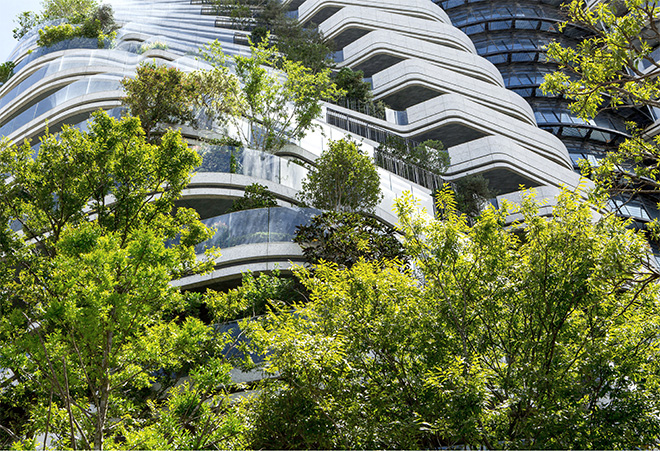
xmin=0 ymin=0 xmax=581 ymax=286
xmin=435 ymin=0 xmax=659 ymax=225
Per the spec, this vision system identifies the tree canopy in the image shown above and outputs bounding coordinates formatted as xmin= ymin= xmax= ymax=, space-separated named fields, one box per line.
xmin=298 ymin=138 xmax=383 ymax=213
xmin=121 ymin=62 xmax=201 ymax=142
xmin=241 ymin=188 xmax=660 ymax=449
xmin=200 ymin=39 xmax=342 ymax=153
xmin=541 ymin=0 xmax=660 ymax=241
xmin=0 ymin=112 xmax=243 ymax=449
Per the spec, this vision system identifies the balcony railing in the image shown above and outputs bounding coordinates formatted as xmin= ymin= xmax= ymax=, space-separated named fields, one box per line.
xmin=195 ymin=145 xmax=308 ymax=190
xmin=194 ymin=206 xmax=320 ymax=253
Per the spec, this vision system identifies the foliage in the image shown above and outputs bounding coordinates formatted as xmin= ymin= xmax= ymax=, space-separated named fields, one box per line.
xmin=228 ymin=183 xmax=278 ymax=213
xmin=208 ymin=270 xmax=305 ymax=320
xmin=0 ymin=62 xmax=16 ymax=85
xmin=298 ymin=138 xmax=382 ymax=213
xmin=188 ymin=52 xmax=242 ymax=127
xmin=13 ymin=11 xmax=42 ymax=40
xmin=137 ymin=40 xmax=169 ymax=54
xmin=333 ymin=67 xmax=371 ymax=103
xmin=451 ymin=174 xmax=497 ymax=220
xmin=377 ymin=136 xmax=449 ymax=175
xmin=14 ymin=0 xmax=100 ymax=40
xmin=121 ymin=62 xmax=200 ymax=142
xmin=212 ymin=0 xmax=268 ymax=29
xmin=542 ymin=0 xmax=660 ymax=119
xmin=201 ymin=39 xmax=341 ymax=153
xmin=294 ymin=211 xmax=405 ymax=268
xmin=0 ymin=112 xmax=232 ymax=449
xmin=541 ymin=0 xmax=660 ymax=241
xmin=242 ymin=188 xmax=660 ymax=449
xmin=19 ymin=2 xmax=116 ymax=47
xmin=273 ymin=20 xmax=335 ymax=74
xmin=114 ymin=366 xmax=246 ymax=450
xmin=41 ymin=0 xmax=100 ymax=24
xmin=214 ymin=0 xmax=334 ymax=72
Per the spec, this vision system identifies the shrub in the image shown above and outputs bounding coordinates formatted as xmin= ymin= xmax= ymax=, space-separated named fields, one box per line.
xmin=138 ymin=40 xmax=169 ymax=54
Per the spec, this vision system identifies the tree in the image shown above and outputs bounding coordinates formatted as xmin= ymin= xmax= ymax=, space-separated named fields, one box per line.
xmin=121 ymin=62 xmax=200 ymax=142
xmin=0 ymin=62 xmax=15 ymax=85
xmin=293 ymin=211 xmax=405 ymax=268
xmin=41 ymin=0 xmax=99 ymax=23
xmin=541 ymin=0 xmax=660 ymax=239
xmin=241 ymin=188 xmax=660 ymax=449
xmin=298 ymin=138 xmax=383 ymax=213
xmin=377 ymin=136 xmax=449 ymax=175
xmin=200 ymin=39 xmax=342 ymax=153
xmin=0 ymin=112 xmax=240 ymax=449
xmin=333 ymin=67 xmax=371 ymax=103
xmin=451 ymin=174 xmax=497 ymax=220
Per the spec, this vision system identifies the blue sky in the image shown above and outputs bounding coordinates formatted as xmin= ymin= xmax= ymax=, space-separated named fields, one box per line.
xmin=1 ymin=0 xmax=44 ymax=62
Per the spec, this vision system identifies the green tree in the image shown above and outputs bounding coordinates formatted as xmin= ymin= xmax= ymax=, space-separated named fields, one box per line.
xmin=121 ymin=62 xmax=200 ymax=142
xmin=333 ymin=67 xmax=371 ymax=102
xmin=41 ymin=0 xmax=99 ymax=23
xmin=377 ymin=136 xmax=449 ymax=175
xmin=242 ymin=188 xmax=660 ymax=449
xmin=451 ymin=174 xmax=496 ymax=220
xmin=541 ymin=0 xmax=660 ymax=240
xmin=298 ymin=138 xmax=383 ymax=213
xmin=0 ymin=62 xmax=15 ymax=85
xmin=293 ymin=211 xmax=405 ymax=268
xmin=0 ymin=112 xmax=240 ymax=449
xmin=200 ymin=39 xmax=342 ymax=153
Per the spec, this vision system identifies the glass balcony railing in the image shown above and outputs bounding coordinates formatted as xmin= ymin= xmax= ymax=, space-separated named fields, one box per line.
xmin=195 ymin=145 xmax=308 ymax=190
xmin=0 ymin=75 xmax=122 ymax=138
xmin=192 ymin=206 xmax=320 ymax=254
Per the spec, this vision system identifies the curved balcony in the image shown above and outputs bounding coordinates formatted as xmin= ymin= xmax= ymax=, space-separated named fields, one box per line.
xmin=195 ymin=145 xmax=308 ymax=192
xmin=173 ymin=206 xmax=319 ymax=288
xmin=194 ymin=206 xmax=319 ymax=254
xmin=319 ymin=6 xmax=475 ymax=52
xmin=0 ymin=75 xmax=122 ymax=139
xmin=370 ymin=59 xmax=536 ymax=125
xmin=300 ymin=0 xmax=450 ymax=26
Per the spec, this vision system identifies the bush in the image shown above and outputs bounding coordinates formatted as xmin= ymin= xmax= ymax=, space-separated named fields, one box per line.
xmin=37 ymin=23 xmax=79 ymax=47
xmin=138 ymin=40 xmax=169 ymax=54
xmin=35 ymin=4 xmax=117 ymax=49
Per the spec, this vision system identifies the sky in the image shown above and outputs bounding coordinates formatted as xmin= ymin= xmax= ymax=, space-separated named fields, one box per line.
xmin=1 ymin=0 xmax=44 ymax=62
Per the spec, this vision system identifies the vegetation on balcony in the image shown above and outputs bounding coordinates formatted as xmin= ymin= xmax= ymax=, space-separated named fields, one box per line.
xmin=15 ymin=0 xmax=118 ymax=49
